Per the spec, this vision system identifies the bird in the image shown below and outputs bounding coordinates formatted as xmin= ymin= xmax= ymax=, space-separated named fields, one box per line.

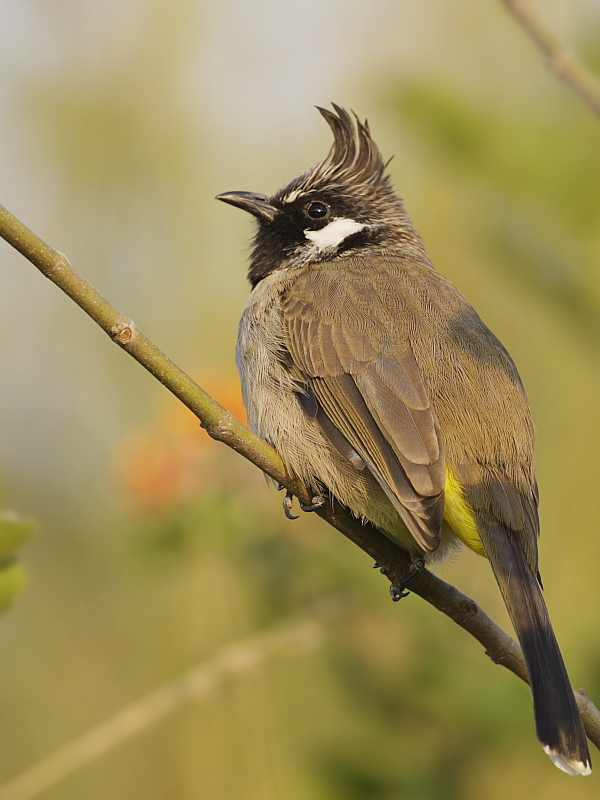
xmin=216 ymin=104 xmax=591 ymax=775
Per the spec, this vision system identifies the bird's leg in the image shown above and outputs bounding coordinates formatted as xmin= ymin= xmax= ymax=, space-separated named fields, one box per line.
xmin=388 ymin=556 xmax=425 ymax=602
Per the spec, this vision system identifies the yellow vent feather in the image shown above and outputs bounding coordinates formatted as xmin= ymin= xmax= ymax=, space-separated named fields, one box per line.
xmin=444 ymin=469 xmax=486 ymax=557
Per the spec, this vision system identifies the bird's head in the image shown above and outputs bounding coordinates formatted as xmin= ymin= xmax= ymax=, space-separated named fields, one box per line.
xmin=217 ymin=104 xmax=425 ymax=286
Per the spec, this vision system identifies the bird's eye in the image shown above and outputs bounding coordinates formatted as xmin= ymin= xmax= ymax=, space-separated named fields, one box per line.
xmin=307 ymin=201 xmax=328 ymax=219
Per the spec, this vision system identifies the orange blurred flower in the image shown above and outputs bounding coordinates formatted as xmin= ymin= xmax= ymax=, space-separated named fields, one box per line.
xmin=115 ymin=372 xmax=247 ymax=512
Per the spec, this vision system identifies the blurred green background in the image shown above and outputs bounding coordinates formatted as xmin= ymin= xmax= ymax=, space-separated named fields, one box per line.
xmin=0 ymin=1 xmax=600 ymax=798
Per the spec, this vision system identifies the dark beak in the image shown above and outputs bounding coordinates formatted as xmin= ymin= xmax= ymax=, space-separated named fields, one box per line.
xmin=216 ymin=191 xmax=277 ymax=221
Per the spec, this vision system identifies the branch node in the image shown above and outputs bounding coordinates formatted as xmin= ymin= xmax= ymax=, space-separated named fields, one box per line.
xmin=45 ymin=250 xmax=72 ymax=278
xmin=111 ymin=322 xmax=137 ymax=345
xmin=485 ymin=647 xmax=523 ymax=679
xmin=205 ymin=417 xmax=234 ymax=443
xmin=459 ymin=599 xmax=479 ymax=617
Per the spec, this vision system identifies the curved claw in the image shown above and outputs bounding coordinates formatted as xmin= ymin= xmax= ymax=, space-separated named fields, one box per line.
xmin=282 ymin=491 xmax=299 ymax=520
xmin=407 ymin=557 xmax=425 ymax=578
xmin=390 ymin=584 xmax=411 ymax=602
xmin=299 ymin=495 xmax=325 ymax=513
xmin=388 ymin=557 xmax=424 ymax=602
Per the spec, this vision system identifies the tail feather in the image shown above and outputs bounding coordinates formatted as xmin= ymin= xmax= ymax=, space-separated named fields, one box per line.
xmin=479 ymin=519 xmax=591 ymax=776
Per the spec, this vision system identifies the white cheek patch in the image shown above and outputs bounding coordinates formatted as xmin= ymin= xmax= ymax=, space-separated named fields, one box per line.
xmin=304 ymin=218 xmax=366 ymax=250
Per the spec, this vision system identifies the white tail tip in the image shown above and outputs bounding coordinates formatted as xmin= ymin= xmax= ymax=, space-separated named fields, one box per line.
xmin=543 ymin=745 xmax=592 ymax=776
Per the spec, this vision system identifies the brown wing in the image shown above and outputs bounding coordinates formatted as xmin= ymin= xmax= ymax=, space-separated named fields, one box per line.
xmin=281 ymin=266 xmax=445 ymax=552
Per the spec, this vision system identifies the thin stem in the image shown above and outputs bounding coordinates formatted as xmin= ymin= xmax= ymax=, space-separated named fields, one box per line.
xmin=0 ymin=616 xmax=325 ymax=800
xmin=0 ymin=204 xmax=289 ymax=488
xmin=503 ymin=0 xmax=600 ymax=116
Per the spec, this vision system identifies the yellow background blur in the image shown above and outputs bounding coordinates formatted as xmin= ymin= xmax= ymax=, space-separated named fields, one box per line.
xmin=0 ymin=1 xmax=599 ymax=798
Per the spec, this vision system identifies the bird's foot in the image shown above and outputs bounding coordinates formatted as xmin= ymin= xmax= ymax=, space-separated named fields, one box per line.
xmin=300 ymin=495 xmax=325 ymax=512
xmin=282 ymin=490 xmax=325 ymax=519
xmin=282 ymin=491 xmax=299 ymax=520
xmin=389 ymin=584 xmax=410 ymax=601
xmin=389 ymin=556 xmax=424 ymax=602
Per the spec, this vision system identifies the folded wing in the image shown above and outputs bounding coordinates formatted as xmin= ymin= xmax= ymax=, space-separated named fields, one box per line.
xmin=282 ymin=267 xmax=445 ymax=552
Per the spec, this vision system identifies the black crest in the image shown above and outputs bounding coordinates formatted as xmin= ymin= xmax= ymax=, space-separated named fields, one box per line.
xmin=275 ymin=104 xmax=394 ymax=202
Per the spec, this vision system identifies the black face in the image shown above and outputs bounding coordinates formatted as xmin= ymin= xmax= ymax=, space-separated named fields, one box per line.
xmin=247 ymin=190 xmax=382 ymax=286
xmin=218 ymin=105 xmax=414 ymax=286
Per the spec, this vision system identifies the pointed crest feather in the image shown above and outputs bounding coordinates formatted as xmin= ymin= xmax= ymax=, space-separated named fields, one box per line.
xmin=277 ymin=104 xmax=392 ymax=201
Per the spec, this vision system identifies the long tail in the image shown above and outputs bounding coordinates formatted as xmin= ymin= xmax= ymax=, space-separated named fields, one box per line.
xmin=479 ymin=520 xmax=591 ymax=776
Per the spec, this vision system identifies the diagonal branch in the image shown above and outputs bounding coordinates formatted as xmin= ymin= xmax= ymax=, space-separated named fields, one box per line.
xmin=0 ymin=615 xmax=326 ymax=800
xmin=0 ymin=201 xmax=598 ymax=751
xmin=502 ymin=0 xmax=600 ymax=116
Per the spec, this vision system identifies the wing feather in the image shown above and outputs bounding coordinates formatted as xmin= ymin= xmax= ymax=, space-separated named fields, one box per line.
xmin=281 ymin=267 xmax=445 ymax=552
